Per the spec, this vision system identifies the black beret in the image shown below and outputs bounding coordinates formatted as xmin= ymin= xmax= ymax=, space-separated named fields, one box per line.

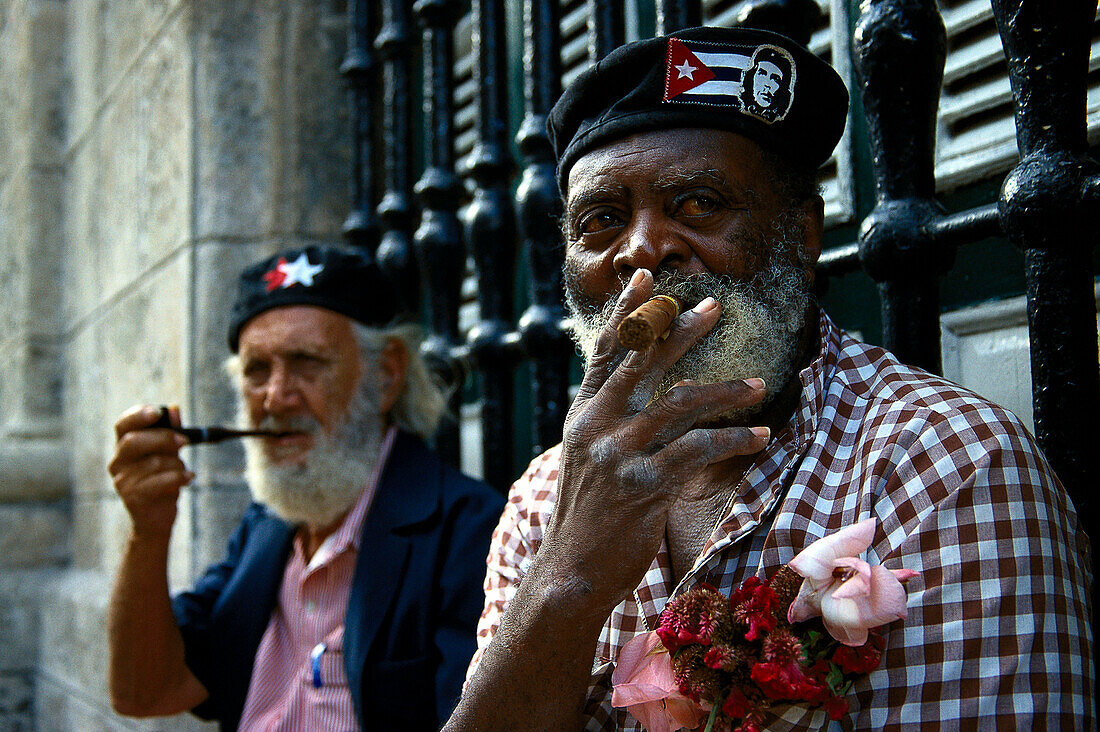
xmin=228 ymin=245 xmax=398 ymax=352
xmin=549 ymin=26 xmax=849 ymax=193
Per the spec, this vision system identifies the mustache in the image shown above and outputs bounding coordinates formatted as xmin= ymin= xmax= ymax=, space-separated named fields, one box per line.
xmin=650 ymin=271 xmax=745 ymax=309
xmin=254 ymin=415 xmax=320 ymax=434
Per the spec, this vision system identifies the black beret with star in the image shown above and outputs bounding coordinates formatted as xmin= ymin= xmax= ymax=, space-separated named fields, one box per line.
xmin=227 ymin=244 xmax=398 ymax=352
xmin=548 ymin=26 xmax=850 ymax=194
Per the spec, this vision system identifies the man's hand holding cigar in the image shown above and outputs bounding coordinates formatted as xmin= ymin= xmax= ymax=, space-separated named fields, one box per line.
xmin=545 ymin=267 xmax=771 ymax=606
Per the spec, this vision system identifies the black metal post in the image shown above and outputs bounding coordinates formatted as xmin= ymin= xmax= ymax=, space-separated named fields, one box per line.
xmin=989 ymin=0 xmax=1100 ymax=644
xmin=853 ymin=0 xmax=951 ymax=375
xmin=376 ymin=0 xmax=419 ymax=314
xmin=517 ymin=0 xmax=572 ymax=457
xmin=587 ymin=0 xmax=625 ymax=61
xmin=730 ymin=0 xmax=824 ymax=46
xmin=656 ymin=0 xmax=702 ymax=34
xmin=465 ymin=0 xmax=520 ymax=491
xmin=341 ymin=0 xmax=379 ymax=257
xmin=413 ymin=0 xmax=465 ymax=465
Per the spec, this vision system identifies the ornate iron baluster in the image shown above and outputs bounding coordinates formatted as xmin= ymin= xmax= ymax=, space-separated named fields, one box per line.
xmin=377 ymin=0 xmax=418 ymax=313
xmin=517 ymin=0 xmax=571 ymax=457
xmin=587 ymin=0 xmax=625 ymax=61
xmin=990 ymin=0 xmax=1099 ymax=561
xmin=657 ymin=0 xmax=702 ymax=34
xmin=853 ymin=0 xmax=950 ymax=375
xmin=465 ymin=0 xmax=520 ymax=490
xmin=341 ymin=0 xmax=378 ymax=256
xmin=413 ymin=0 xmax=465 ymax=464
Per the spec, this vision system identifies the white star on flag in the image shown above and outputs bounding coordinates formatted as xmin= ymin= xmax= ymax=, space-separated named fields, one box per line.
xmin=279 ymin=253 xmax=324 ymax=288
xmin=675 ymin=60 xmax=697 ymax=80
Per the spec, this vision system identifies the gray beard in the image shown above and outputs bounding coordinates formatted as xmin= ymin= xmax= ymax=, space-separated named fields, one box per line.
xmin=564 ymin=231 xmax=812 ymax=424
xmin=241 ymin=378 xmax=385 ymax=528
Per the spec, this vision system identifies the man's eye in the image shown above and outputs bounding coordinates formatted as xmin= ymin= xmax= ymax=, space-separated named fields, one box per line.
xmin=678 ymin=195 xmax=720 ymax=217
xmin=242 ymin=363 xmax=269 ymax=385
xmin=576 ymin=209 xmax=623 ymax=236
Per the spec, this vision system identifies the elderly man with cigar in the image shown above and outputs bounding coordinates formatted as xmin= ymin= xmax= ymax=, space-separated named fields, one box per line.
xmin=107 ymin=245 xmax=503 ymax=730
xmin=449 ymin=26 xmax=1092 ymax=731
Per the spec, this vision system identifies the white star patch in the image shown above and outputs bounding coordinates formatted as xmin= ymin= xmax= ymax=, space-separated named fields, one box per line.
xmin=674 ymin=60 xmax=697 ymax=80
xmin=279 ymin=253 xmax=324 ymax=288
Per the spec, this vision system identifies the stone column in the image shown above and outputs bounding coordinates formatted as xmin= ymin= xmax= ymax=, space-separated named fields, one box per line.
xmin=0 ymin=2 xmax=69 ymax=728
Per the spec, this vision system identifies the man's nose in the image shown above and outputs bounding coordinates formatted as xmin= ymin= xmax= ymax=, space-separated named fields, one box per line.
xmin=612 ymin=211 xmax=692 ymax=279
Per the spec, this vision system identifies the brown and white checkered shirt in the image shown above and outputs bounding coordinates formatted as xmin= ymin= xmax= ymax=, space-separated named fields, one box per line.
xmin=468 ymin=311 xmax=1093 ymax=730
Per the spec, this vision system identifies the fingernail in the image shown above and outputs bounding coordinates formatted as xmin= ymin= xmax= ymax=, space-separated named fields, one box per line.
xmin=174 ymin=435 xmax=187 ymax=447
xmin=692 ymin=297 xmax=718 ymax=313
xmin=744 ymin=378 xmax=766 ymax=391
xmin=628 ymin=269 xmax=647 ymax=287
xmin=750 ymin=426 xmax=771 ymax=440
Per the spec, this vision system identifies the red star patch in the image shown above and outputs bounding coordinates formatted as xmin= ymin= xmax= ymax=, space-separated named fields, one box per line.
xmin=262 ymin=257 xmax=288 ymax=292
xmin=664 ymin=38 xmax=716 ymax=100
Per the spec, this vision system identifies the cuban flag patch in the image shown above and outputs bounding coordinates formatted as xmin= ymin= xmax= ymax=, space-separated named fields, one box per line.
xmin=663 ymin=37 xmax=797 ymax=124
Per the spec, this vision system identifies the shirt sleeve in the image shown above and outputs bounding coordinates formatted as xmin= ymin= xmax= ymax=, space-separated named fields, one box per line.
xmin=852 ymin=405 xmax=1094 ymax=729
xmin=464 ymin=447 xmax=559 ymax=686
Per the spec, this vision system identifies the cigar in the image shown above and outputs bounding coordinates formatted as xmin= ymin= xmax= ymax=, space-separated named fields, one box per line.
xmin=150 ymin=406 xmax=306 ymax=444
xmin=617 ymin=295 xmax=682 ymax=350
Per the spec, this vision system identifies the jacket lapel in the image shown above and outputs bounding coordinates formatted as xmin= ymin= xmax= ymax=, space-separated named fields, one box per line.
xmin=344 ymin=431 xmax=443 ymax=714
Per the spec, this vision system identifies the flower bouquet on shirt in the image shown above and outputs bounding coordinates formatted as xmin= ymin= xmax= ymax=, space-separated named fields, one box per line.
xmin=611 ymin=519 xmax=919 ymax=732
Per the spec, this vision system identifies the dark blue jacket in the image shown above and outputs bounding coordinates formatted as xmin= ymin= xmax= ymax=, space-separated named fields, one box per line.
xmin=172 ymin=431 xmax=504 ymax=730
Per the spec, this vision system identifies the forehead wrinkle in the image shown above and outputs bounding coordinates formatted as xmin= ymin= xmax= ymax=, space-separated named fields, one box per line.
xmin=650 ymin=167 xmax=727 ymax=193
xmin=650 ymin=167 xmax=760 ymax=207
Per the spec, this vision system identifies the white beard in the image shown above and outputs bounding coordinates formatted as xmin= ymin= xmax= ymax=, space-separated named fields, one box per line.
xmin=565 ymin=236 xmax=811 ymax=424
xmin=241 ymin=378 xmax=385 ymax=528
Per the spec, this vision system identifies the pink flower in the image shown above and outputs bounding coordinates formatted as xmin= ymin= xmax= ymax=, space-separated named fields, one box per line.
xmin=787 ymin=518 xmax=920 ymax=646
xmin=611 ymin=631 xmax=708 ymax=732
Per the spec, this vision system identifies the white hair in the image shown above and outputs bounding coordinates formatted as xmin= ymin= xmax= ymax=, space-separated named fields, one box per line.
xmin=351 ymin=321 xmax=450 ymax=441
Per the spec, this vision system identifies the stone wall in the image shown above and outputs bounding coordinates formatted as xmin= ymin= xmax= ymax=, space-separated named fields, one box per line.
xmin=0 ymin=0 xmax=352 ymax=728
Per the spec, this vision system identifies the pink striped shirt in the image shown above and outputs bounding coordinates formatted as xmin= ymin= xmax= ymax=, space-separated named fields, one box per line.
xmin=238 ymin=427 xmax=397 ymax=731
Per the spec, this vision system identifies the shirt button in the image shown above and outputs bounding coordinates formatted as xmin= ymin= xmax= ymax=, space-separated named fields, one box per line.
xmin=304 ymin=600 xmax=317 ymax=613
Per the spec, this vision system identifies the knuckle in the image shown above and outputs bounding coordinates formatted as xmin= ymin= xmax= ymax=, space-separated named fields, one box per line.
xmin=660 ymin=384 xmax=695 ymax=411
xmin=586 ymin=435 xmax=619 ymax=464
xmin=615 ymin=460 xmax=658 ymax=493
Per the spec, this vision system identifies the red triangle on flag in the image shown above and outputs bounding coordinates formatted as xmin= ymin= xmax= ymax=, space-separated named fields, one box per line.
xmin=664 ymin=38 xmax=716 ymax=100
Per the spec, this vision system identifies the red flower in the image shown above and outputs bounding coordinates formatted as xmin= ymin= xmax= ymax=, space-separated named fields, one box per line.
xmin=657 ymin=584 xmax=730 ymax=652
xmin=823 ymin=693 xmax=850 ymax=720
xmin=750 ymin=660 xmax=827 ymax=702
xmin=832 ymin=636 xmax=883 ymax=674
xmin=761 ymin=627 xmax=802 ymax=664
xmin=731 ymin=580 xmax=779 ymax=641
xmin=729 ymin=575 xmax=763 ymax=607
xmin=722 ymin=685 xmax=753 ymax=719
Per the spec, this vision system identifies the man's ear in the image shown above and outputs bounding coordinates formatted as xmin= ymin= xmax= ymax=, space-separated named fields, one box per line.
xmin=377 ymin=338 xmax=410 ymax=417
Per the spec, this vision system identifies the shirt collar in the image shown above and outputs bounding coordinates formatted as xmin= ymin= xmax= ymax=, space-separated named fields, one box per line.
xmin=669 ymin=310 xmax=845 ymax=595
